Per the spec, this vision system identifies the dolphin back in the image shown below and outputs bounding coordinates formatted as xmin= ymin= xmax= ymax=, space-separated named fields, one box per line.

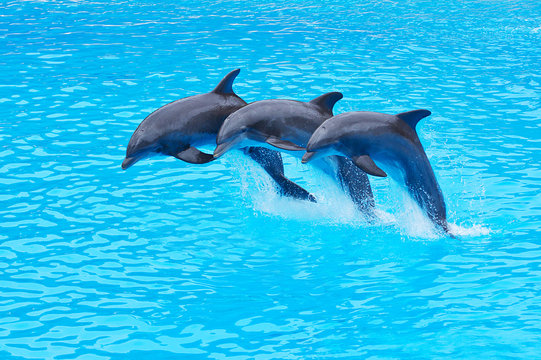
xmin=212 ymin=69 xmax=241 ymax=94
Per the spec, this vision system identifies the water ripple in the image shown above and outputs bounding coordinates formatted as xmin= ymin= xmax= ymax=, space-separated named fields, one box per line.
xmin=0 ymin=0 xmax=540 ymax=358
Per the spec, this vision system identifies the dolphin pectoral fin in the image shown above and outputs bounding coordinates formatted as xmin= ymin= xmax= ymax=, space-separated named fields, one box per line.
xmin=173 ymin=147 xmax=214 ymax=164
xmin=352 ymin=155 xmax=387 ymax=177
xmin=265 ymin=136 xmax=305 ymax=151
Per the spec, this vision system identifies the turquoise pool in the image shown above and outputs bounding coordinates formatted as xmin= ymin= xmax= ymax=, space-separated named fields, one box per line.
xmin=1 ymin=0 xmax=540 ymax=358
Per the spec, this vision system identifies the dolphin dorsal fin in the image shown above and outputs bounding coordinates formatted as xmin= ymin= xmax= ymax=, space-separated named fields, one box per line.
xmin=309 ymin=92 xmax=343 ymax=114
xmin=212 ymin=69 xmax=241 ymax=94
xmin=396 ymin=109 xmax=431 ymax=130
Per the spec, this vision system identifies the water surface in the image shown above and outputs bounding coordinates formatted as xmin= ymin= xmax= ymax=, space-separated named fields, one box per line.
xmin=0 ymin=0 xmax=540 ymax=359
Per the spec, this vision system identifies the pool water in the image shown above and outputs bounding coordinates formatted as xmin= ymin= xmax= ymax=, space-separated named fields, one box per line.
xmin=1 ymin=0 xmax=540 ymax=358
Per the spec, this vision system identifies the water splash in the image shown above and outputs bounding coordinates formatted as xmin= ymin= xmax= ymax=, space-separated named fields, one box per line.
xmin=223 ymin=151 xmax=491 ymax=239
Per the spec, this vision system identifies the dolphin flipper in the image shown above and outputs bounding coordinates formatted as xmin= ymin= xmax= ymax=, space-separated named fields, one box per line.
xmin=352 ymin=155 xmax=387 ymax=177
xmin=173 ymin=147 xmax=215 ymax=164
xmin=334 ymin=156 xmax=376 ymax=215
xmin=244 ymin=147 xmax=316 ymax=202
xmin=265 ymin=136 xmax=305 ymax=151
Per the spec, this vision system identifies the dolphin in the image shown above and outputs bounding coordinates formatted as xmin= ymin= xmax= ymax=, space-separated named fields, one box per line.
xmin=302 ymin=109 xmax=450 ymax=233
xmin=122 ymin=69 xmax=246 ymax=169
xmin=121 ymin=69 xmax=313 ymax=201
xmin=213 ymin=93 xmax=375 ymax=214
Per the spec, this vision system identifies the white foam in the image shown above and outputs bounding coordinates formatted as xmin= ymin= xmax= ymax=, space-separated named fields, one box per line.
xmin=447 ymin=223 xmax=492 ymax=237
xmin=227 ymin=152 xmax=490 ymax=239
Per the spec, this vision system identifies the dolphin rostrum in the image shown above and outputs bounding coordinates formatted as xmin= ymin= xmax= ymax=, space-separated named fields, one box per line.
xmin=214 ymin=93 xmax=375 ymax=214
xmin=302 ymin=109 xmax=450 ymax=233
xmin=121 ymin=69 xmax=313 ymax=202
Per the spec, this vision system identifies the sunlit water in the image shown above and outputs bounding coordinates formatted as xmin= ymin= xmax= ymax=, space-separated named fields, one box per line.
xmin=1 ymin=0 xmax=540 ymax=358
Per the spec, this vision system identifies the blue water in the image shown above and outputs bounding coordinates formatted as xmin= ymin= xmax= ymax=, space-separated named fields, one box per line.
xmin=1 ymin=0 xmax=540 ymax=358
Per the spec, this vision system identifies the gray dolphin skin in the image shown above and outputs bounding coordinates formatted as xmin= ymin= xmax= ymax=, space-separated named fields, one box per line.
xmin=302 ymin=110 xmax=450 ymax=233
xmin=122 ymin=69 xmax=247 ymax=169
xmin=214 ymin=93 xmax=375 ymax=214
xmin=121 ymin=69 xmax=313 ymax=203
xmin=214 ymin=93 xmax=343 ymax=157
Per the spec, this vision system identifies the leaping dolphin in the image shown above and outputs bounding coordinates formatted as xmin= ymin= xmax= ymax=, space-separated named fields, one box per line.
xmin=121 ymin=69 xmax=313 ymax=202
xmin=213 ymin=93 xmax=375 ymax=214
xmin=122 ymin=69 xmax=246 ymax=169
xmin=302 ymin=109 xmax=450 ymax=233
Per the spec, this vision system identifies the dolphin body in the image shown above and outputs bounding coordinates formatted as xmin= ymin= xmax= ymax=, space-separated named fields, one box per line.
xmin=214 ymin=93 xmax=375 ymax=214
xmin=122 ymin=69 xmax=313 ymax=201
xmin=302 ymin=109 xmax=450 ymax=233
xmin=122 ymin=69 xmax=246 ymax=169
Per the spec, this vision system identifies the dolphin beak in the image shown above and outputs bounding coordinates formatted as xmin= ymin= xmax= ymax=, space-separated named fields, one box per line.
xmin=121 ymin=156 xmax=137 ymax=170
xmin=301 ymin=151 xmax=315 ymax=164
xmin=213 ymin=141 xmax=235 ymax=159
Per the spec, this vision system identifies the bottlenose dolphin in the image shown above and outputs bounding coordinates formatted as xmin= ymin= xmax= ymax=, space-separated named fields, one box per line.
xmin=122 ymin=69 xmax=246 ymax=169
xmin=214 ymin=93 xmax=375 ymax=214
xmin=121 ymin=69 xmax=312 ymax=201
xmin=302 ymin=110 xmax=450 ymax=233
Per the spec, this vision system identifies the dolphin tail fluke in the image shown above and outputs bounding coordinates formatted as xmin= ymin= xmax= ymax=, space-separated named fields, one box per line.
xmin=173 ymin=147 xmax=214 ymax=164
xmin=442 ymin=223 xmax=455 ymax=238
xmin=245 ymin=147 xmax=316 ymax=203
xmin=396 ymin=109 xmax=431 ymax=130
xmin=275 ymin=176 xmax=317 ymax=203
xmin=352 ymin=155 xmax=387 ymax=177
xmin=212 ymin=69 xmax=241 ymax=94
xmin=265 ymin=136 xmax=305 ymax=151
xmin=309 ymin=92 xmax=343 ymax=114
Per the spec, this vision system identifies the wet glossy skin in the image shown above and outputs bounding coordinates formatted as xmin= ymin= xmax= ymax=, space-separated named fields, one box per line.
xmin=123 ymin=92 xmax=246 ymax=169
xmin=215 ymin=99 xmax=333 ymax=153
xmin=213 ymin=95 xmax=375 ymax=216
xmin=306 ymin=111 xmax=449 ymax=233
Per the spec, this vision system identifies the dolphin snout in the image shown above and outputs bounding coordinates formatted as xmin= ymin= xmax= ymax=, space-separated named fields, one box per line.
xmin=121 ymin=156 xmax=138 ymax=170
xmin=214 ymin=132 xmax=244 ymax=158
xmin=213 ymin=141 xmax=234 ymax=159
xmin=301 ymin=152 xmax=315 ymax=163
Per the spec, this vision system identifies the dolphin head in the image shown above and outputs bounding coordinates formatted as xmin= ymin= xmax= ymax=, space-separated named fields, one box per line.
xmin=213 ymin=111 xmax=259 ymax=158
xmin=122 ymin=125 xmax=160 ymax=170
xmin=302 ymin=122 xmax=343 ymax=163
xmin=303 ymin=113 xmax=388 ymax=178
